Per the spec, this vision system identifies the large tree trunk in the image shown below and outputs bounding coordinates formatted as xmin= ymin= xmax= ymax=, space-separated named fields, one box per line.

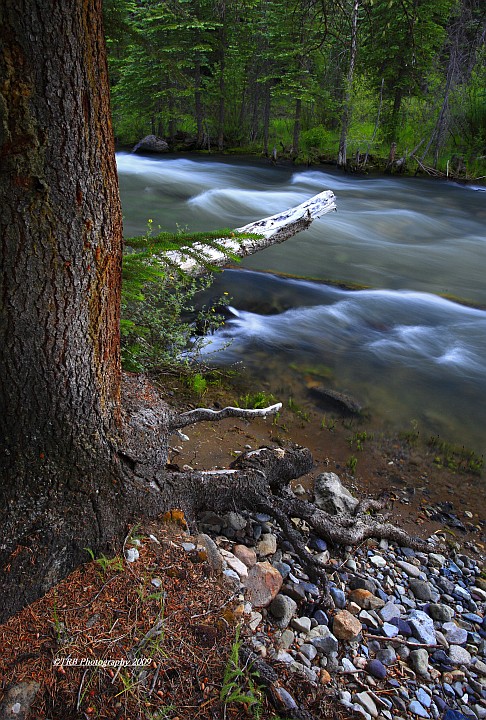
xmin=0 ymin=0 xmax=128 ymax=618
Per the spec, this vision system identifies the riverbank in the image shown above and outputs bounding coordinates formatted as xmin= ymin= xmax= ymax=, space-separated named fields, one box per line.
xmin=0 ymin=374 xmax=484 ymax=719
xmin=166 ymin=371 xmax=485 ymax=558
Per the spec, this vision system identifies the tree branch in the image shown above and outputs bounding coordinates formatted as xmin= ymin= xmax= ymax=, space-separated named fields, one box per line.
xmin=172 ymin=403 xmax=282 ymax=429
xmin=163 ymin=190 xmax=336 ymax=276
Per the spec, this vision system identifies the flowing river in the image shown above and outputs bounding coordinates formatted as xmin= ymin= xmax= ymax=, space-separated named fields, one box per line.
xmin=117 ymin=153 xmax=486 ymax=459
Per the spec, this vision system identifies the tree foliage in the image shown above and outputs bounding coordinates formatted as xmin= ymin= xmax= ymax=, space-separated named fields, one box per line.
xmin=105 ymin=0 xmax=486 ymax=173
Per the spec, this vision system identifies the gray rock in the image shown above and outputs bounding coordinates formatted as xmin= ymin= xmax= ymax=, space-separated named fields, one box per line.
xmin=410 ymin=648 xmax=430 ymax=676
xmin=443 ymin=622 xmax=468 ymax=645
xmin=409 ymin=579 xmax=434 ymax=601
xmin=279 ymin=629 xmax=295 ymax=649
xmin=370 ymin=554 xmax=387 ymax=568
xmin=366 ymin=658 xmax=387 ymax=678
xmin=428 ymin=603 xmax=454 ymax=622
xmin=448 ymin=644 xmax=472 ymax=666
xmin=416 ymin=688 xmax=432 ymax=708
xmin=355 ymin=691 xmax=379 ymax=718
xmin=132 ymin=134 xmax=169 ymax=153
xmin=314 ymin=472 xmax=359 ymax=515
xmin=275 ymin=687 xmax=298 ymax=710
xmin=197 ymin=533 xmax=225 ymax=575
xmin=408 ymin=610 xmax=437 ymax=645
xmin=382 ymin=622 xmax=399 ymax=638
xmin=311 ymin=631 xmax=339 ymax=657
xmin=291 ymin=616 xmax=312 ymax=634
xmin=330 ymin=586 xmax=346 ymax=609
xmin=472 ymin=658 xmax=486 ymax=676
xmin=341 ymin=657 xmax=358 ymax=673
xmin=270 ymin=594 xmax=298 ymax=629
xmin=376 ymin=648 xmax=397 ymax=666
xmin=380 ymin=601 xmax=402 ymax=622
xmin=300 ymin=643 xmax=318 ymax=661
xmin=397 ymin=560 xmax=424 ymax=579
xmin=409 ymin=700 xmax=430 ymax=718
xmin=225 ymin=511 xmax=248 ymax=531
xmin=0 ymin=682 xmax=40 ymax=720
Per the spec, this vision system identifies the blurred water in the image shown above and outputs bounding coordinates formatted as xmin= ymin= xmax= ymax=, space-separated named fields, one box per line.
xmin=117 ymin=153 xmax=486 ymax=457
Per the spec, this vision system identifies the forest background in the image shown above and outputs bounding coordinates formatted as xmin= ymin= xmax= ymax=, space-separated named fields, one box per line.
xmin=104 ymin=0 xmax=486 ymax=177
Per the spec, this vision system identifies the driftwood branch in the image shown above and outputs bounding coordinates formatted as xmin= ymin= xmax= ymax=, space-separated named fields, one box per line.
xmin=172 ymin=403 xmax=282 ymax=430
xmin=163 ymin=190 xmax=336 ymax=275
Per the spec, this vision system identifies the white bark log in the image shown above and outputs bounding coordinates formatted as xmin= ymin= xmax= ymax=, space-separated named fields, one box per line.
xmin=163 ymin=189 xmax=336 ymax=276
xmin=172 ymin=402 xmax=282 ymax=429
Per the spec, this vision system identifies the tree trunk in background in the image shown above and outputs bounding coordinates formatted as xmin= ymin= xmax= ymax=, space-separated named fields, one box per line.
xmin=194 ymin=56 xmax=205 ymax=147
xmin=337 ymin=0 xmax=359 ymax=168
xmin=291 ymin=98 xmax=302 ymax=157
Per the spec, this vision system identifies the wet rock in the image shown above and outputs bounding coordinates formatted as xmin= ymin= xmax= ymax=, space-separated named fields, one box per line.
xmin=333 ymin=610 xmax=362 ymax=640
xmin=132 ymin=134 xmax=169 ymax=153
xmin=244 ymin=561 xmax=283 ymax=607
xmin=314 ymin=472 xmax=359 ymax=515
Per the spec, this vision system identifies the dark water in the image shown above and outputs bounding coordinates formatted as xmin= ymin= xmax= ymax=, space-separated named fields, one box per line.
xmin=117 ymin=153 xmax=486 ymax=459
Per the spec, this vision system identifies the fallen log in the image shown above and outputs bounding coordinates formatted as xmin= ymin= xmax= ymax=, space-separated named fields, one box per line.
xmin=162 ymin=189 xmax=336 ymax=276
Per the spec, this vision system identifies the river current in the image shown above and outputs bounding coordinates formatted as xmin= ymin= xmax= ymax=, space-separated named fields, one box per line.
xmin=117 ymin=153 xmax=486 ymax=459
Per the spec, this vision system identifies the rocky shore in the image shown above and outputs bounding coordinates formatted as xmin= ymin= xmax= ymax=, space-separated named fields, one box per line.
xmin=185 ymin=471 xmax=486 ymax=720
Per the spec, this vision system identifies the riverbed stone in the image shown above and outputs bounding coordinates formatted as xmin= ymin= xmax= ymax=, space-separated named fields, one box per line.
xmin=448 ymin=645 xmax=472 ymax=667
xmin=333 ymin=610 xmax=362 ymax=640
xmin=410 ymin=648 xmax=430 ymax=676
xmin=355 ymin=691 xmax=379 ymax=717
xmin=428 ymin=603 xmax=454 ymax=622
xmin=397 ymin=560 xmax=424 ymax=579
xmin=244 ymin=561 xmax=283 ymax=607
xmin=314 ymin=472 xmax=359 ymax=515
xmin=257 ymin=533 xmax=278 ymax=556
xmin=269 ymin=594 xmax=297 ymax=629
xmin=233 ymin=544 xmax=257 ymax=568
xmin=409 ymin=578 xmax=434 ymax=601
xmin=443 ymin=622 xmax=468 ymax=645
xmin=408 ymin=610 xmax=437 ymax=645
xmin=366 ymin=659 xmax=387 ymax=679
xmin=291 ymin=616 xmax=312 ymax=634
